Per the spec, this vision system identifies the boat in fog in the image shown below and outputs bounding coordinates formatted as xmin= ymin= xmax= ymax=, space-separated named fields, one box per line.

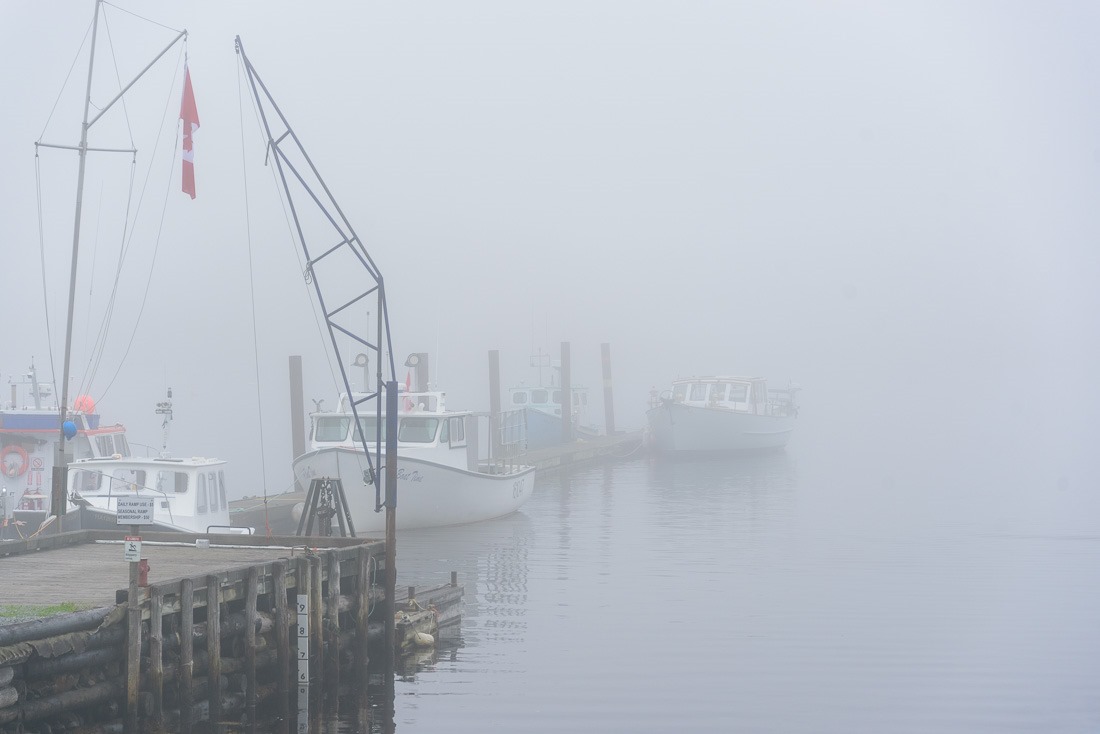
xmin=292 ymin=389 xmax=535 ymax=532
xmin=646 ymin=376 xmax=800 ymax=453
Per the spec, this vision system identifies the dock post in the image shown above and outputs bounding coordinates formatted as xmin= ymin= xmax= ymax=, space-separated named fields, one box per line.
xmin=326 ymin=551 xmax=341 ymax=687
xmin=125 ymin=560 xmax=141 ymax=734
xmin=289 ymin=356 xmax=306 ymax=472
xmin=383 ymin=381 xmax=398 ymax=682
xmin=601 ymin=342 xmax=616 ymax=434
xmin=488 ymin=350 xmax=502 ymax=459
xmin=273 ymin=560 xmax=290 ymax=734
xmin=150 ymin=585 xmax=164 ymax=731
xmin=245 ymin=565 xmax=259 ymax=733
xmin=310 ymin=554 xmax=324 ymax=694
xmin=356 ymin=547 xmax=371 ymax=684
xmin=180 ymin=577 xmax=195 ymax=734
xmin=561 ymin=341 xmax=573 ymax=444
xmin=206 ymin=575 xmax=222 ymax=733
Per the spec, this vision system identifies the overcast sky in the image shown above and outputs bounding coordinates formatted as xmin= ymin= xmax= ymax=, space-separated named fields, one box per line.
xmin=1 ymin=1 xmax=1097 ymax=499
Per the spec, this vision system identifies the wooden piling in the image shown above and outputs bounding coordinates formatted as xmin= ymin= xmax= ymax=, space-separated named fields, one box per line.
xmin=245 ymin=565 xmax=259 ymax=733
xmin=273 ymin=559 xmax=289 ymax=734
xmin=206 ymin=575 xmax=222 ymax=733
xmin=326 ymin=551 xmax=341 ymax=687
xmin=180 ymin=576 xmax=195 ymax=734
xmin=561 ymin=341 xmax=573 ymax=444
xmin=601 ymin=342 xmax=616 ymax=434
xmin=356 ymin=547 xmax=371 ymax=683
xmin=489 ymin=349 xmax=502 ymax=458
xmin=150 ymin=585 xmax=164 ymax=730
xmin=310 ymin=554 xmax=323 ymax=693
xmin=126 ymin=561 xmax=140 ymax=734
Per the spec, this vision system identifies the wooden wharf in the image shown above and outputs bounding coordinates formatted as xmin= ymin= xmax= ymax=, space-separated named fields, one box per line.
xmin=0 ymin=529 xmax=460 ymax=733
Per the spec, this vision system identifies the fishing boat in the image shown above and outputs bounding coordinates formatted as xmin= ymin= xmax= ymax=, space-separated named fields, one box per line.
xmin=66 ymin=455 xmax=236 ymax=533
xmin=292 ymin=387 xmax=535 ymax=532
xmin=1 ymin=364 xmax=131 ymax=535
xmin=646 ymin=376 xmax=800 ymax=453
xmin=507 ymin=353 xmax=600 ymax=450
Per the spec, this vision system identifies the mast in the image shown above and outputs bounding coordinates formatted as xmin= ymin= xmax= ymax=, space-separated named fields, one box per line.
xmin=43 ymin=0 xmax=187 ymax=519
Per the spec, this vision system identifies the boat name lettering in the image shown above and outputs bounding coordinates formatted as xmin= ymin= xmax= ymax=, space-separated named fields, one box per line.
xmin=397 ymin=468 xmax=423 ymax=483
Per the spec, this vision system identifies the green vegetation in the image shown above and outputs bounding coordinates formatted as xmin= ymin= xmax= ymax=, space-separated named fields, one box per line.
xmin=0 ymin=602 xmax=93 ymax=619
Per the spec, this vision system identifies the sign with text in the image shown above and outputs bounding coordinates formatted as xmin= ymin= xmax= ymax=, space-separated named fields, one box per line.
xmin=124 ymin=536 xmax=141 ymax=562
xmin=115 ymin=496 xmax=155 ymax=525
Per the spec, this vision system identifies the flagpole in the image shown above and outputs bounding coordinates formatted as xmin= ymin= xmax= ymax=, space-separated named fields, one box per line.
xmin=53 ymin=0 xmax=104 ymax=521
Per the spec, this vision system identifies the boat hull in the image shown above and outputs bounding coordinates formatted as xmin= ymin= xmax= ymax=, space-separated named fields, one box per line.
xmin=646 ymin=402 xmax=795 ymax=453
xmin=292 ymin=447 xmax=535 ymax=532
xmin=523 ymin=408 xmax=600 ymax=450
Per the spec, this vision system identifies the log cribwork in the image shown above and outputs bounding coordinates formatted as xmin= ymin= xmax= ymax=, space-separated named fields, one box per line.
xmin=0 ymin=533 xmax=459 ymax=734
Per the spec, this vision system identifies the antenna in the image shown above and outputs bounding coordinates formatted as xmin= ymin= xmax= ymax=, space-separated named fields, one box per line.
xmin=155 ymin=387 xmax=173 ymax=457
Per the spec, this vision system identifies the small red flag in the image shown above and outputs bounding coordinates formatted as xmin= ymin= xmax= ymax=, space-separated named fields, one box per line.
xmin=180 ymin=65 xmax=200 ymax=199
xmin=403 ymin=371 xmax=414 ymax=411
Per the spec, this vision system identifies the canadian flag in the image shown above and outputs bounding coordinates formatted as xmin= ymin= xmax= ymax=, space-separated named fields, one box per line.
xmin=180 ymin=65 xmax=200 ymax=199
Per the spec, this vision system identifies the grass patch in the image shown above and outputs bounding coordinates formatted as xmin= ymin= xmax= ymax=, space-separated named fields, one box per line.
xmin=0 ymin=602 xmax=94 ymax=619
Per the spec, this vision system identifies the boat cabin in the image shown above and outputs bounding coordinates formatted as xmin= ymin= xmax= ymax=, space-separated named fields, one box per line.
xmin=508 ymin=385 xmax=589 ymax=419
xmin=68 ymin=456 xmax=234 ymax=533
xmin=668 ymin=377 xmax=797 ymax=417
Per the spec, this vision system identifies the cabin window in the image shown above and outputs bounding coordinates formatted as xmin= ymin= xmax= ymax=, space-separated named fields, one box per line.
xmin=96 ymin=435 xmax=114 ymax=455
xmin=728 ymin=384 xmax=748 ymax=402
xmin=353 ymin=416 xmax=387 ymax=443
xmin=197 ymin=474 xmax=208 ymax=513
xmin=672 ymin=384 xmax=687 ymax=402
xmin=156 ymin=470 xmax=188 ymax=494
xmin=209 ymin=471 xmax=226 ymax=510
xmin=72 ymin=469 xmax=99 ymax=494
xmin=314 ymin=417 xmax=350 ymax=442
xmin=512 ymin=392 xmax=528 ymax=405
xmin=531 ymin=389 xmax=549 ymax=405
xmin=398 ymin=417 xmax=439 ymax=443
xmin=115 ymin=434 xmax=131 ymax=457
xmin=574 ymin=392 xmax=582 ymax=406
xmin=552 ymin=390 xmax=562 ymax=405
xmin=448 ymin=416 xmax=465 ymax=445
xmin=710 ymin=384 xmax=728 ymax=402
xmin=439 ymin=419 xmax=449 ymax=444
xmin=110 ymin=468 xmax=146 ymax=493
xmin=690 ymin=383 xmax=708 ymax=401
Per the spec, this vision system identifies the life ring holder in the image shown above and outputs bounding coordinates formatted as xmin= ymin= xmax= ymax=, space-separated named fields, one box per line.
xmin=1 ymin=445 xmax=29 ymax=478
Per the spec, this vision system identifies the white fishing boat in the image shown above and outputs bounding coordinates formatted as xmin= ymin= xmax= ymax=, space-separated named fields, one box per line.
xmin=67 ymin=455 xmax=237 ymax=534
xmin=292 ymin=389 xmax=535 ymax=532
xmin=646 ymin=376 xmax=800 ymax=453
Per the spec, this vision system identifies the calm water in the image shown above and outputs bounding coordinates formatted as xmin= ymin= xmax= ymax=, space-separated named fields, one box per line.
xmin=331 ymin=436 xmax=1099 ymax=732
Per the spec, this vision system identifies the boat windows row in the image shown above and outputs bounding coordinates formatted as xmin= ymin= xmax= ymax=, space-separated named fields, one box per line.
xmin=313 ymin=415 xmax=467 ymax=447
xmin=510 ymin=389 xmax=588 ymax=407
xmin=71 ymin=467 xmax=228 ymax=514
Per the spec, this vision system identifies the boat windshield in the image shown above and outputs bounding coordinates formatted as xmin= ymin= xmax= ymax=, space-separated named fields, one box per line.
xmin=672 ymin=384 xmax=687 ymax=402
xmin=353 ymin=416 xmax=387 ymax=442
xmin=315 ymin=416 xmax=350 ymax=442
xmin=398 ymin=417 xmax=439 ymax=443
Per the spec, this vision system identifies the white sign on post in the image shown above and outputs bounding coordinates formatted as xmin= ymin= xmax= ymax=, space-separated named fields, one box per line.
xmin=116 ymin=496 xmax=155 ymax=525
xmin=123 ymin=536 xmax=141 ymax=561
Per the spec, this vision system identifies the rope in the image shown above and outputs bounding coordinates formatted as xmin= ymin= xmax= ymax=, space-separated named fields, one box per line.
xmin=237 ymin=57 xmax=272 ymax=537
xmin=101 ymin=2 xmax=183 ymax=34
xmin=100 ymin=8 xmax=135 ymax=149
xmin=37 ymin=20 xmax=93 ymax=141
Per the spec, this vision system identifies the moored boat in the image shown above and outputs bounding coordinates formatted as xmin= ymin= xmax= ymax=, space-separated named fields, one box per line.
xmin=646 ymin=376 xmax=800 ymax=453
xmin=293 ymin=389 xmax=535 ymax=532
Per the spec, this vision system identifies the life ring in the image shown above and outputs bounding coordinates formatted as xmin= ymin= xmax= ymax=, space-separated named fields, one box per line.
xmin=1 ymin=446 xmax=29 ymax=478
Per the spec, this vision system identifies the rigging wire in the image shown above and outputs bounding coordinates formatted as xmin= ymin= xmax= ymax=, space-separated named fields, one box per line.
xmin=37 ymin=20 xmax=93 ymax=142
xmin=93 ymin=48 xmax=185 ymax=404
xmin=34 ymin=152 xmax=60 ymax=397
xmin=100 ymin=7 xmax=136 ymax=149
xmin=101 ymin=2 xmax=183 ymax=34
xmin=237 ymin=56 xmax=272 ymax=536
